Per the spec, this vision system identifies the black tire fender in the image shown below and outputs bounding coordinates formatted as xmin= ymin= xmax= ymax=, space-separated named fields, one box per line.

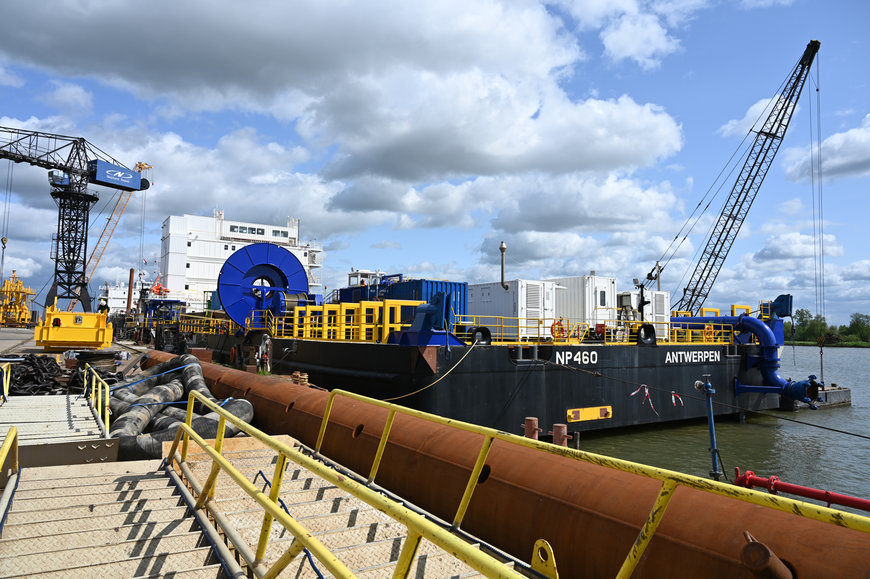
xmin=637 ymin=324 xmax=657 ymax=346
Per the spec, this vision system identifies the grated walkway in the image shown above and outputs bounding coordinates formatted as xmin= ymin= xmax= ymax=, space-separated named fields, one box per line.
xmin=0 ymin=394 xmax=103 ymax=445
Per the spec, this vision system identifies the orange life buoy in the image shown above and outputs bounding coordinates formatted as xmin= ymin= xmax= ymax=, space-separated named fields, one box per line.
xmin=229 ymin=346 xmax=236 ymax=364
xmin=550 ymin=320 xmax=566 ymax=339
xmin=704 ymin=324 xmax=714 ymax=342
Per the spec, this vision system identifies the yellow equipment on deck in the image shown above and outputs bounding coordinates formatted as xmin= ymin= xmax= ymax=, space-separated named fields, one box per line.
xmin=0 ymin=271 xmax=36 ymax=328
xmin=34 ymin=299 xmax=113 ymax=351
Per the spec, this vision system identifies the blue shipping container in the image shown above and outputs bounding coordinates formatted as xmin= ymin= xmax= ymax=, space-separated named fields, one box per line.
xmin=384 ymin=279 xmax=467 ymax=316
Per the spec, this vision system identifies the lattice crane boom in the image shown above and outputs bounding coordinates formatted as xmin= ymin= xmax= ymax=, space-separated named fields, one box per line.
xmin=670 ymin=40 xmax=820 ymax=315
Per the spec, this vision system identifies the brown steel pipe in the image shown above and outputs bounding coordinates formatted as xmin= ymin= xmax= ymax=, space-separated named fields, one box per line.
xmin=144 ymin=351 xmax=870 ymax=578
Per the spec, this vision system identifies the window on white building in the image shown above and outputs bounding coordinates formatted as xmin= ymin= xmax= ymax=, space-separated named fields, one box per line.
xmin=239 ymin=226 xmax=247 ymax=233
xmin=230 ymin=225 xmax=238 ymax=232
xmin=257 ymin=228 xmax=264 ymax=235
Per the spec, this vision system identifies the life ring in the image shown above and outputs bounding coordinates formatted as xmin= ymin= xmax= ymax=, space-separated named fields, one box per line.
xmin=704 ymin=324 xmax=714 ymax=342
xmin=229 ymin=346 xmax=236 ymax=364
xmin=550 ymin=320 xmax=566 ymax=339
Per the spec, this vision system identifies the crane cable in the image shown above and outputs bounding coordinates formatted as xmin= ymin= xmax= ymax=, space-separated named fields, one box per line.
xmin=809 ymin=54 xmax=825 ymax=324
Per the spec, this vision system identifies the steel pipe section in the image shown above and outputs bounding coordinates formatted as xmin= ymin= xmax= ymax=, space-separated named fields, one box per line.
xmin=143 ymin=350 xmax=870 ymax=577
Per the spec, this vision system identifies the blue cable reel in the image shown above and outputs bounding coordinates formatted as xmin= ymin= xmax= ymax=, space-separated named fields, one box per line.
xmin=217 ymin=243 xmax=309 ymax=328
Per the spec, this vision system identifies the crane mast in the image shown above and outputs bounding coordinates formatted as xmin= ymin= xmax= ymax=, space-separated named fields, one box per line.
xmin=0 ymin=127 xmax=148 ymax=312
xmin=671 ymin=40 xmax=820 ymax=315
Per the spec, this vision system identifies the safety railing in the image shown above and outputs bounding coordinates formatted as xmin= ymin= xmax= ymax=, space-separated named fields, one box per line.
xmin=82 ymin=363 xmax=110 ymax=435
xmin=179 ymin=312 xmax=238 ymax=336
xmin=245 ymin=299 xmax=424 ymax=343
xmin=317 ymin=388 xmax=870 ymax=578
xmin=0 ymin=426 xmax=17 ymax=476
xmin=0 ymin=362 xmax=10 ymax=403
xmin=166 ymin=391 xmax=524 ymax=579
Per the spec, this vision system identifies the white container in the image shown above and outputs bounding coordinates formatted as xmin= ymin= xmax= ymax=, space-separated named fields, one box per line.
xmin=468 ymin=280 xmax=557 ymax=340
xmin=546 ymin=275 xmax=618 ymax=327
xmin=617 ymin=289 xmax=671 ymax=339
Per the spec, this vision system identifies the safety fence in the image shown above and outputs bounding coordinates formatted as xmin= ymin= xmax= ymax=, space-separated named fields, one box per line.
xmin=246 ymin=299 xmax=424 ymax=342
xmin=166 ymin=390 xmax=526 ymax=578
xmin=82 ymin=363 xmax=111 ymax=435
xmin=317 ymin=388 xmax=870 ymax=578
xmin=0 ymin=362 xmax=10 ymax=403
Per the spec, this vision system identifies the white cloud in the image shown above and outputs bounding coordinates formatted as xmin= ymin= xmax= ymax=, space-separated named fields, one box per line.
xmin=601 ymin=12 xmax=681 ymax=69
xmin=717 ymin=97 xmax=777 ymax=138
xmin=38 ymin=82 xmax=93 ymax=116
xmin=0 ymin=64 xmax=24 ymax=87
xmin=784 ymin=114 xmax=870 ymax=181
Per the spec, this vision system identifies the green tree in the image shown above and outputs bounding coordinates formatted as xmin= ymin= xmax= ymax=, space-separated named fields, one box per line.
xmin=848 ymin=313 xmax=870 ymax=342
xmin=791 ymin=308 xmax=828 ymax=342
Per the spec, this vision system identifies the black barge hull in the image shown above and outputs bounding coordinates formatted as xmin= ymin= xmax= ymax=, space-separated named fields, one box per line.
xmin=204 ymin=335 xmax=779 ymax=435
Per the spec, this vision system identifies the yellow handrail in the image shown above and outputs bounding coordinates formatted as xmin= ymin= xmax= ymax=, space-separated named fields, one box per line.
xmin=0 ymin=362 xmax=10 ymax=402
xmin=0 ymin=426 xmax=18 ymax=478
xmin=168 ymin=391 xmax=524 ymax=579
xmin=83 ymin=363 xmax=110 ymax=434
xmin=314 ymin=388 xmax=870 ymax=577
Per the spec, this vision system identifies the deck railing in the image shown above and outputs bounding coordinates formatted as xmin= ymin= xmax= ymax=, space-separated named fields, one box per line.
xmin=316 ymin=388 xmax=870 ymax=578
xmin=0 ymin=362 xmax=10 ymax=403
xmin=166 ymin=390 xmax=525 ymax=578
xmin=82 ymin=363 xmax=111 ymax=435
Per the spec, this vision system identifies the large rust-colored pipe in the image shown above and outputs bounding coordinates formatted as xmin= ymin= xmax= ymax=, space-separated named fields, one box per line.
xmin=144 ymin=351 xmax=870 ymax=577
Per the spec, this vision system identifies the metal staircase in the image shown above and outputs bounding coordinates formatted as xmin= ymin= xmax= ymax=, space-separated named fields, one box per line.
xmin=178 ymin=437 xmax=494 ymax=578
xmin=0 ymin=459 xmax=227 ymax=578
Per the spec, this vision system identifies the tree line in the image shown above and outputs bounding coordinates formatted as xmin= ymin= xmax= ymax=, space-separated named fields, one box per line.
xmin=784 ymin=309 xmax=870 ymax=345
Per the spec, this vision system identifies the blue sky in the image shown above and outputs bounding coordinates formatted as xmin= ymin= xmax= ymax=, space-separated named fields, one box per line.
xmin=1 ymin=0 xmax=869 ymax=325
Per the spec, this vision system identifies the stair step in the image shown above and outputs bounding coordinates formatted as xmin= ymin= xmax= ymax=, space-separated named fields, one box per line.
xmin=0 ymin=505 xmax=193 ymax=537
xmin=0 ymin=531 xmax=207 ymax=573
xmin=0 ymin=546 xmax=218 ymax=578
xmin=9 ymin=483 xmax=178 ymax=510
xmin=2 ymin=494 xmax=184 ymax=524
xmin=16 ymin=465 xmax=169 ymax=494
xmin=134 ymin=564 xmax=225 ymax=579
xmin=0 ymin=518 xmax=201 ymax=554
xmin=17 ymin=459 xmax=163 ymax=481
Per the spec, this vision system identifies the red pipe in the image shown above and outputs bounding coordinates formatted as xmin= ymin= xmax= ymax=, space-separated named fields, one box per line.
xmin=735 ymin=468 xmax=870 ymax=512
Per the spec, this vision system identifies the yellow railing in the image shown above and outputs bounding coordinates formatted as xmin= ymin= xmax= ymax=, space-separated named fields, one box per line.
xmin=167 ymin=391 xmax=523 ymax=579
xmin=83 ymin=363 xmax=110 ymax=434
xmin=245 ymin=299 xmax=424 ymax=343
xmin=0 ymin=362 xmax=10 ymax=402
xmin=177 ymin=312 xmax=238 ymax=336
xmin=0 ymin=426 xmax=18 ymax=479
xmin=316 ymin=389 xmax=870 ymax=578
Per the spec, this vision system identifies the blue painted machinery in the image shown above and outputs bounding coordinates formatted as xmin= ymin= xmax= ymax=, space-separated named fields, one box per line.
xmin=670 ymin=294 xmax=821 ymax=408
xmin=217 ymin=243 xmax=313 ymax=328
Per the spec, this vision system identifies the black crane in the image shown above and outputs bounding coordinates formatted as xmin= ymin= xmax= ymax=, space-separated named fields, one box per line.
xmin=0 ymin=127 xmax=149 ymax=312
xmin=663 ymin=40 xmax=820 ymax=315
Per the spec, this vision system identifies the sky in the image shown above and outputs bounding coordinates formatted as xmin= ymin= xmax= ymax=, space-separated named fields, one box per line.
xmin=1 ymin=0 xmax=869 ymax=326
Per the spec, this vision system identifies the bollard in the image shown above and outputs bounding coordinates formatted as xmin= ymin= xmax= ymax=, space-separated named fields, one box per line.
xmin=522 ymin=417 xmax=541 ymax=440
xmin=549 ymin=423 xmax=572 ymax=447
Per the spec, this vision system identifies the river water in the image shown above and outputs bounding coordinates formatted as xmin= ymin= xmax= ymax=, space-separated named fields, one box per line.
xmin=578 ymin=345 xmax=869 ymax=508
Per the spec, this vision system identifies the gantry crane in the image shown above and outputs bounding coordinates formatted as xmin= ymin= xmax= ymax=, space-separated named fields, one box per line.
xmin=0 ymin=127 xmax=150 ymax=312
xmin=654 ymin=40 xmax=820 ymax=315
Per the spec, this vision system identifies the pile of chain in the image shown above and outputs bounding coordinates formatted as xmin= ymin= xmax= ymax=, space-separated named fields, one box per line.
xmin=6 ymin=354 xmax=66 ymax=395
xmin=3 ymin=354 xmax=124 ymax=396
